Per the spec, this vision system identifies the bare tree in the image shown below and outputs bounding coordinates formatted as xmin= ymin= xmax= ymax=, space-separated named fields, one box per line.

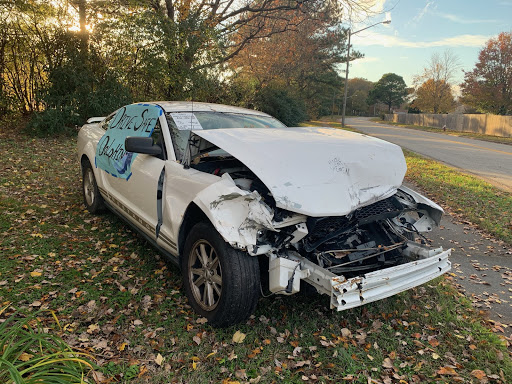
xmin=414 ymin=49 xmax=460 ymax=88
xmin=412 ymin=50 xmax=460 ymax=114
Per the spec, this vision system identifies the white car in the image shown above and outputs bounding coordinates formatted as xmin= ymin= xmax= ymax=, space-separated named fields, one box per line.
xmin=77 ymin=102 xmax=451 ymax=327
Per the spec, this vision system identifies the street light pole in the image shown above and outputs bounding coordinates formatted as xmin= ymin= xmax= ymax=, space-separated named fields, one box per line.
xmin=341 ymin=19 xmax=391 ymax=127
xmin=341 ymin=29 xmax=351 ymax=128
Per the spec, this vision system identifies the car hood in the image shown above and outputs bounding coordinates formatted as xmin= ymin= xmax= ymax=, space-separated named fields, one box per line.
xmin=193 ymin=127 xmax=407 ymax=217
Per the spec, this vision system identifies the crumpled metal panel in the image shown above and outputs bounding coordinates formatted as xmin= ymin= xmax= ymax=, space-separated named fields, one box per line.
xmin=331 ymin=249 xmax=452 ymax=310
xmin=194 ymin=127 xmax=407 ymax=217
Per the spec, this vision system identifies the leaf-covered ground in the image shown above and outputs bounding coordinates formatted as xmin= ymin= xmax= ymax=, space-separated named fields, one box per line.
xmin=1 ymin=129 xmax=511 ymax=383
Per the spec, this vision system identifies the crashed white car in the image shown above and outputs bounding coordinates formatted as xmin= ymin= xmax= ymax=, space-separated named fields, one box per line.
xmin=77 ymin=102 xmax=451 ymax=327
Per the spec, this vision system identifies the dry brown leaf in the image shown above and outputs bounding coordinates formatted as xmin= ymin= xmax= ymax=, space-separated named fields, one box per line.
xmin=235 ymin=369 xmax=247 ymax=379
xmin=232 ymin=330 xmax=246 ymax=343
xmin=154 ymin=353 xmax=164 ymax=366
xmin=382 ymin=358 xmax=394 ymax=369
xmin=18 ymin=352 xmax=33 ymax=362
xmin=471 ymin=370 xmax=486 ymax=380
xmin=437 ymin=366 xmax=457 ymax=376
xmin=91 ymin=370 xmax=108 ymax=383
xmin=87 ymin=324 xmax=99 ymax=334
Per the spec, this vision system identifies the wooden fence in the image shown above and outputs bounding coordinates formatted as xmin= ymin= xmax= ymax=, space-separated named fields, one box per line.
xmin=385 ymin=113 xmax=512 ymax=137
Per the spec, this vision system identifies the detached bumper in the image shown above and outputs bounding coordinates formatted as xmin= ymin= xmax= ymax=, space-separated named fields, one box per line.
xmin=330 ymin=248 xmax=451 ymax=311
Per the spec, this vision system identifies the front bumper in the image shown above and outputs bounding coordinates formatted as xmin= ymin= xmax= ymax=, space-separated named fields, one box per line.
xmin=330 ymin=248 xmax=451 ymax=310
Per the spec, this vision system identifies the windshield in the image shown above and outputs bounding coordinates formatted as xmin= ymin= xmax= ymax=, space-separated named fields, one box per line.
xmin=166 ymin=111 xmax=286 ymax=162
xmin=166 ymin=111 xmax=285 ymax=131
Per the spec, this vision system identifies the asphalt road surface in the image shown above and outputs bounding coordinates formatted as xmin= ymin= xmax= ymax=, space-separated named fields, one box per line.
xmin=342 ymin=118 xmax=512 ymax=328
xmin=346 ymin=117 xmax=512 ymax=192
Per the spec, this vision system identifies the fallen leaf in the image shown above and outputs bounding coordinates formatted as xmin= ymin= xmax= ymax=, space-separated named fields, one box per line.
xmin=471 ymin=370 xmax=486 ymax=380
xmin=91 ymin=370 xmax=107 ymax=383
xmin=235 ymin=369 xmax=247 ymax=379
xmin=382 ymin=358 xmax=394 ymax=369
xmin=87 ymin=324 xmax=99 ymax=334
xmin=30 ymin=271 xmax=42 ymax=277
xmin=155 ymin=353 xmax=164 ymax=366
xmin=232 ymin=330 xmax=246 ymax=343
xmin=18 ymin=352 xmax=34 ymax=361
xmin=437 ymin=366 xmax=457 ymax=376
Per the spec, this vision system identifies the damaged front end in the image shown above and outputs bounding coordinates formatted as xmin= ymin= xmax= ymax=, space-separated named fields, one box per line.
xmin=187 ymin=131 xmax=451 ymax=311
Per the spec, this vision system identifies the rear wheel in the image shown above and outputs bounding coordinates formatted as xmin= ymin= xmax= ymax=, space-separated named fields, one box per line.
xmin=181 ymin=222 xmax=260 ymax=327
xmin=82 ymin=161 xmax=105 ymax=213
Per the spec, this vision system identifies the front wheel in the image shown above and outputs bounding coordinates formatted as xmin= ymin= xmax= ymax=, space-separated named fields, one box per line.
xmin=181 ymin=222 xmax=260 ymax=327
xmin=82 ymin=161 xmax=105 ymax=214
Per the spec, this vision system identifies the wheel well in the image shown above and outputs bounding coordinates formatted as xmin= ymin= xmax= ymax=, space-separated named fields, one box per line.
xmin=81 ymin=155 xmax=91 ymax=172
xmin=178 ymin=203 xmax=209 ymax=259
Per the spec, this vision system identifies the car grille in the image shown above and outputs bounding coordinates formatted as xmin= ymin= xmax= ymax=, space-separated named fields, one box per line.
xmin=307 ymin=197 xmax=402 ymax=242
xmin=355 ymin=197 xmax=402 ymax=224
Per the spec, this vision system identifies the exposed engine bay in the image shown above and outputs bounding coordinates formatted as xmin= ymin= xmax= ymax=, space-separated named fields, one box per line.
xmin=187 ymin=133 xmax=450 ymax=311
xmin=190 ymin=148 xmax=441 ymax=280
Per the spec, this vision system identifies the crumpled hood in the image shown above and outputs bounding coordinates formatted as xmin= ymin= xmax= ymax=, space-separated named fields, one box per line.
xmin=194 ymin=127 xmax=407 ymax=217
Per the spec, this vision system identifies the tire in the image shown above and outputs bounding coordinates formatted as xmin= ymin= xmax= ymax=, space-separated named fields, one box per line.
xmin=82 ymin=160 xmax=105 ymax=214
xmin=181 ymin=222 xmax=260 ymax=327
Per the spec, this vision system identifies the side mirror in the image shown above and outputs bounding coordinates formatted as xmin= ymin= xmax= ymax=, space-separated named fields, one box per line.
xmin=125 ymin=137 xmax=162 ymax=156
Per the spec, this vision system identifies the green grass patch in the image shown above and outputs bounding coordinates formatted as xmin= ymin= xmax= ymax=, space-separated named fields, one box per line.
xmin=404 ymin=150 xmax=512 ymax=244
xmin=0 ymin=308 xmax=95 ymax=383
xmin=0 ymin=128 xmax=511 ymax=383
xmin=301 ymin=119 xmax=358 ymax=132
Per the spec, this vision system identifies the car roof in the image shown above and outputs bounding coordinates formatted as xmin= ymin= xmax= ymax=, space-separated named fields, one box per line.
xmin=148 ymin=101 xmax=270 ymax=116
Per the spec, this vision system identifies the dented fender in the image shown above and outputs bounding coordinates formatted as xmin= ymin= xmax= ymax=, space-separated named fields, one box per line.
xmin=193 ymin=173 xmax=277 ymax=254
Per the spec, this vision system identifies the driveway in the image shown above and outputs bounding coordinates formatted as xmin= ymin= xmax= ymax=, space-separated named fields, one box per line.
xmin=346 ymin=117 xmax=512 ymax=192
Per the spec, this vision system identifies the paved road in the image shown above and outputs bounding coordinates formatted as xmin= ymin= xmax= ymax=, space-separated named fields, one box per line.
xmin=346 ymin=117 xmax=512 ymax=192
xmin=429 ymin=211 xmax=512 ymax=328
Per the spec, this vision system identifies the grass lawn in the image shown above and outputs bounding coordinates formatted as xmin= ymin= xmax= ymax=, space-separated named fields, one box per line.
xmin=404 ymin=151 xmax=512 ymax=244
xmin=0 ymin=128 xmax=511 ymax=383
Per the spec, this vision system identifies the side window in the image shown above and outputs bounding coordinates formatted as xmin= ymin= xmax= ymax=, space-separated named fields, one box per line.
xmin=150 ymin=120 xmax=167 ymax=160
xmin=166 ymin=114 xmax=190 ymax=163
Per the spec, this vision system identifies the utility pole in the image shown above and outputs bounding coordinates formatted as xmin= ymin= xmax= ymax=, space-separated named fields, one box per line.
xmin=341 ymin=19 xmax=391 ymax=127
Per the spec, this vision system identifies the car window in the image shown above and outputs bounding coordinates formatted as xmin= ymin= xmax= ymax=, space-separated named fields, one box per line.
xmin=165 ymin=112 xmax=286 ymax=162
xmin=151 ymin=120 xmax=167 ymax=160
xmin=193 ymin=112 xmax=286 ymax=129
xmin=166 ymin=115 xmax=190 ymax=162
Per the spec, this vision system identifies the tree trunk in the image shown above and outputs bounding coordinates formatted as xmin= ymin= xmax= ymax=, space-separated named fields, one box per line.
xmin=77 ymin=0 xmax=88 ymax=50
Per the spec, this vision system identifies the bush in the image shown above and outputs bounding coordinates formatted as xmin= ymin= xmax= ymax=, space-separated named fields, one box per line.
xmin=0 ymin=308 xmax=95 ymax=383
xmin=26 ymin=33 xmax=131 ymax=136
xmin=253 ymin=86 xmax=307 ymax=126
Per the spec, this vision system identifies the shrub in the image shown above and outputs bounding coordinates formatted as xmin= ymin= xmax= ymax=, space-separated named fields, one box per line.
xmin=253 ymin=86 xmax=308 ymax=126
xmin=0 ymin=308 xmax=95 ymax=383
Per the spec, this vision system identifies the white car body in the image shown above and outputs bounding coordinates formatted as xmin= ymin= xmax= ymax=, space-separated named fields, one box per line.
xmin=78 ymin=101 xmax=451 ymax=326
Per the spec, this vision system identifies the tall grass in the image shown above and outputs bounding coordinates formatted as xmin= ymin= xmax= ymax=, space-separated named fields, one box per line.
xmin=0 ymin=307 xmax=94 ymax=384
